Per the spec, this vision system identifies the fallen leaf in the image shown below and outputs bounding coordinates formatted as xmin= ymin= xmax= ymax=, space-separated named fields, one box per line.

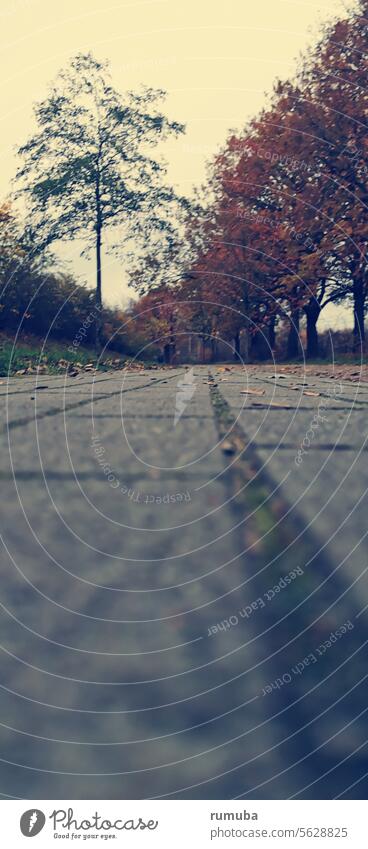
xmin=303 ymin=391 xmax=320 ymax=397
xmin=240 ymin=388 xmax=265 ymax=396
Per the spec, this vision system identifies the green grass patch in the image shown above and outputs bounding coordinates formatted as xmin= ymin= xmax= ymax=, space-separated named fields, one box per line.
xmin=0 ymin=334 xmax=127 ymax=376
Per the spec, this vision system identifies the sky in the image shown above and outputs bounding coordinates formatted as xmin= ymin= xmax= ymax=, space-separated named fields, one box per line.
xmin=0 ymin=0 xmax=352 ymax=328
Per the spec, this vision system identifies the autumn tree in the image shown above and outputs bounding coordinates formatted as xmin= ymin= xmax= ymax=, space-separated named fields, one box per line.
xmin=181 ymin=251 xmax=245 ymax=361
xmin=193 ymin=0 xmax=368 ymax=360
xmin=16 ymin=53 xmax=184 ymax=346
xmin=130 ymin=285 xmax=180 ymax=363
xmin=192 ymin=131 xmax=289 ymax=361
xmin=255 ymin=1 xmax=368 ymax=354
xmin=299 ymin=1 xmax=368 ymax=351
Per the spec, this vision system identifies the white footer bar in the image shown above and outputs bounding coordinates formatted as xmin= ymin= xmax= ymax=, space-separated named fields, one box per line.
xmin=5 ymin=800 xmax=364 ymax=847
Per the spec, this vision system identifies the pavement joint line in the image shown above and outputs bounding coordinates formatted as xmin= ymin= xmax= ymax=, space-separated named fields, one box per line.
xmin=0 ymin=375 xmax=130 ymax=397
xmin=220 ymin=404 xmax=365 ymax=412
xmin=0 ymin=470 xmax=210 ymax=481
xmin=64 ymin=414 xmax=215 ymax=421
xmin=0 ymin=371 xmax=174 ymax=398
xmin=236 ymin=375 xmax=368 ymax=406
xmin=236 ymin=443 xmax=365 ymax=452
xmin=3 ymin=370 xmax=185 ymax=433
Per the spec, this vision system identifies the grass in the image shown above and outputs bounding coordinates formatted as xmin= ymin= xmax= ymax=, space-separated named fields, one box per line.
xmin=2 ymin=332 xmax=364 ymax=377
xmin=0 ymin=333 xmax=127 ymax=377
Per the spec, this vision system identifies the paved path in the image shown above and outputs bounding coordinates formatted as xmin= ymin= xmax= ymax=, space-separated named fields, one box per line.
xmin=0 ymin=365 xmax=367 ymax=799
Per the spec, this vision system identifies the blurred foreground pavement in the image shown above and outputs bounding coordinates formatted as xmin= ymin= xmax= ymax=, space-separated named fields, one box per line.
xmin=0 ymin=364 xmax=367 ymax=799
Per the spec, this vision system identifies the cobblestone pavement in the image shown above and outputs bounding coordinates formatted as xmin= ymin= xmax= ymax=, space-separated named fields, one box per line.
xmin=0 ymin=364 xmax=367 ymax=799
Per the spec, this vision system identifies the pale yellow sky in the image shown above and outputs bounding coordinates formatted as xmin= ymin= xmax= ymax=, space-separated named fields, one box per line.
xmin=0 ymin=0 xmax=350 ymax=326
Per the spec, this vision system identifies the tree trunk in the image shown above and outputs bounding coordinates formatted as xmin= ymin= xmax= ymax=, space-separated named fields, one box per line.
xmin=169 ymin=324 xmax=176 ymax=364
xmin=268 ymin=315 xmax=276 ymax=351
xmin=286 ymin=309 xmax=300 ymax=360
xmin=353 ymin=278 xmax=365 ymax=351
xmin=233 ymin=330 xmax=240 ymax=361
xmin=243 ymin=327 xmax=251 ymax=363
xmin=250 ymin=330 xmax=269 ymax=361
xmin=95 ymin=225 xmax=103 ymax=350
xmin=210 ymin=337 xmax=217 ymax=362
xmin=305 ymin=298 xmax=321 ymax=360
xmin=163 ymin=343 xmax=171 ymax=364
xmin=95 ymin=162 xmax=103 ymax=350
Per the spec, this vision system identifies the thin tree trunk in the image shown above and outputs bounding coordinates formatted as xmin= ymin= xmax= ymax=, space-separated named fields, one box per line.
xmin=163 ymin=343 xmax=171 ymax=364
xmin=233 ymin=330 xmax=240 ymax=361
xmin=353 ymin=278 xmax=365 ymax=351
xmin=95 ymin=226 xmax=103 ymax=350
xmin=95 ymin=165 xmax=103 ymax=351
xmin=250 ymin=330 xmax=268 ymax=361
xmin=305 ymin=298 xmax=321 ymax=360
xmin=243 ymin=326 xmax=251 ymax=363
xmin=242 ymin=282 xmax=250 ymax=363
xmin=169 ymin=323 xmax=176 ymax=364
